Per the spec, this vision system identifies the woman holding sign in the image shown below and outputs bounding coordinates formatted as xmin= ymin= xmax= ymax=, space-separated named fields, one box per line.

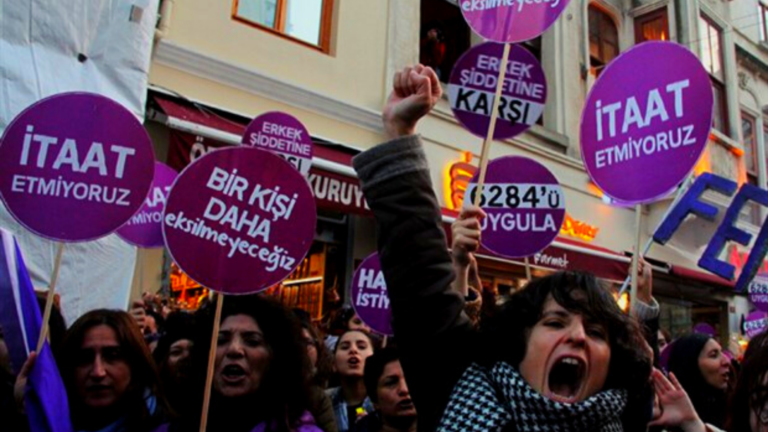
xmin=159 ymin=295 xmax=322 ymax=432
xmin=351 ymin=65 xmax=653 ymax=431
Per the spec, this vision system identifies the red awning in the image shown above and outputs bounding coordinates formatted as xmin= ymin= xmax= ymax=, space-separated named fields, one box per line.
xmin=151 ymin=93 xmax=365 ymax=215
xmin=670 ymin=265 xmax=735 ymax=289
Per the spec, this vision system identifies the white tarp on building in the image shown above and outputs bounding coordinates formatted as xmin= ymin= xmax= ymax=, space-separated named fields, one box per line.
xmin=0 ymin=0 xmax=159 ymax=324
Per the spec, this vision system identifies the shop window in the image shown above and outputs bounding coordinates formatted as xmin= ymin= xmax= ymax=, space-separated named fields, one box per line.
xmin=232 ymin=0 xmax=334 ymax=52
xmin=699 ymin=14 xmax=728 ymax=135
xmin=588 ymin=5 xmax=619 ymax=77
xmin=420 ymin=0 xmax=471 ymax=83
xmin=634 ymin=7 xmax=668 ymax=43
xmin=741 ymin=112 xmax=761 ymax=224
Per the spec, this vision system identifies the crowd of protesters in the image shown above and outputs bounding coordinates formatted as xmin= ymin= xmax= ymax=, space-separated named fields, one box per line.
xmin=0 ymin=64 xmax=767 ymax=432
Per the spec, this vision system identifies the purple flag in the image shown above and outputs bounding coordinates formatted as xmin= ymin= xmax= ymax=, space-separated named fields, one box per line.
xmin=0 ymin=228 xmax=73 ymax=432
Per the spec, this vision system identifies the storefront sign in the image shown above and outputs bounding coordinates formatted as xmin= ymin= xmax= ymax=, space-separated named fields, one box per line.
xmin=448 ymin=43 xmax=546 ymax=140
xmin=351 ymin=253 xmax=393 ymax=336
xmin=446 ymin=151 xmax=476 ymax=210
xmin=0 ymin=93 xmax=155 ymax=242
xmin=465 ymin=156 xmax=565 ymax=258
xmin=308 ymin=168 xmax=369 ymax=215
xmin=167 ymin=131 xmax=229 ymax=172
xmin=655 ymin=174 xmax=768 ymax=292
xmin=162 ymin=147 xmax=316 ymax=294
xmin=745 ymin=311 xmax=768 ymax=339
xmin=561 ymin=214 xmax=599 ymax=242
xmin=117 ymin=162 xmax=177 ymax=248
xmin=729 ymin=247 xmax=768 ymax=276
xmin=243 ymin=112 xmax=313 ymax=177
xmin=581 ymin=42 xmax=713 ymax=205
xmin=749 ymin=275 xmax=768 ymax=312
xmin=460 ymin=0 xmax=571 ymax=43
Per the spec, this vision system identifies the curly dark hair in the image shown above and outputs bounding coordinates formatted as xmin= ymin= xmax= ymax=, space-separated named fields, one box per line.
xmin=480 ymin=272 xmax=652 ymax=428
xmin=59 ymin=309 xmax=170 ymax=431
xmin=726 ymin=330 xmax=768 ymax=431
xmin=186 ymin=294 xmax=313 ymax=431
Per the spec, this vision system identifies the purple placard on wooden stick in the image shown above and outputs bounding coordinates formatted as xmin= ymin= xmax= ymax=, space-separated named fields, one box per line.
xmin=0 ymin=93 xmax=155 ymax=242
xmin=117 ymin=162 xmax=178 ymax=248
xmin=465 ymin=156 xmax=565 ymax=258
xmin=162 ymin=147 xmax=316 ymax=294
xmin=460 ymin=0 xmax=572 ymax=43
xmin=580 ymin=42 xmax=713 ymax=205
xmin=243 ymin=112 xmax=314 ymax=177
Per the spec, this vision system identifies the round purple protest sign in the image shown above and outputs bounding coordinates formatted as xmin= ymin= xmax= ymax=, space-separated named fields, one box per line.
xmin=459 ymin=0 xmax=571 ymax=43
xmin=465 ymin=156 xmax=565 ymax=259
xmin=692 ymin=322 xmax=716 ymax=337
xmin=351 ymin=253 xmax=393 ymax=336
xmin=162 ymin=147 xmax=316 ymax=294
xmin=580 ymin=42 xmax=713 ymax=205
xmin=0 ymin=92 xmax=155 ymax=242
xmin=448 ymin=43 xmax=546 ymax=141
xmin=745 ymin=311 xmax=768 ymax=339
xmin=243 ymin=112 xmax=314 ymax=177
xmin=117 ymin=162 xmax=178 ymax=248
xmin=750 ymin=275 xmax=768 ymax=312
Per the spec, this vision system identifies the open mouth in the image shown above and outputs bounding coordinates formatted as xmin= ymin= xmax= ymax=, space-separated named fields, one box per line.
xmin=348 ymin=357 xmax=361 ymax=368
xmin=222 ymin=364 xmax=247 ymax=382
xmin=397 ymin=399 xmax=415 ymax=410
xmin=546 ymin=356 xmax=586 ymax=403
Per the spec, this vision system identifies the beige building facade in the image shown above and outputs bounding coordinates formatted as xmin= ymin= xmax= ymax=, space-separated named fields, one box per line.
xmin=140 ymin=0 xmax=768 ymax=345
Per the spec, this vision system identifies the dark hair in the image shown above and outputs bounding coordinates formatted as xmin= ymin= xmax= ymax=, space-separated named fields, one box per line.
xmin=668 ymin=333 xmax=727 ymax=427
xmin=726 ymin=331 xmax=768 ymax=431
xmin=59 ymin=309 xmax=169 ymax=431
xmin=364 ymin=348 xmax=400 ymax=403
xmin=296 ymin=315 xmax=334 ymax=388
xmin=328 ymin=306 xmax=356 ymax=335
xmin=481 ymin=272 xmax=652 ymax=427
xmin=334 ymin=329 xmax=377 ymax=354
xmin=191 ymin=295 xmax=313 ymax=430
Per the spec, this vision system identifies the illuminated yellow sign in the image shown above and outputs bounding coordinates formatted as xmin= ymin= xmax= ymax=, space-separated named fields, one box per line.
xmin=560 ymin=214 xmax=599 ymax=242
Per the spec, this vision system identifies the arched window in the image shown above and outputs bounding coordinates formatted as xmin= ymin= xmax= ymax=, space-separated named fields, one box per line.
xmin=588 ymin=5 xmax=618 ymax=77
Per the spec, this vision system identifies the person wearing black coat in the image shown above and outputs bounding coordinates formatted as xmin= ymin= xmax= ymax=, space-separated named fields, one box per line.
xmin=351 ymin=64 xmax=655 ymax=432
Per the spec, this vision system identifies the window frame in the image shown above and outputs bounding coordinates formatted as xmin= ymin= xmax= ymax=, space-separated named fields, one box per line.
xmin=634 ymin=7 xmax=669 ymax=44
xmin=588 ymin=5 xmax=619 ymax=77
xmin=231 ymin=0 xmax=334 ymax=53
xmin=699 ymin=14 xmax=728 ymax=135
xmin=741 ymin=111 xmax=760 ymax=224
xmin=761 ymin=2 xmax=768 ymax=42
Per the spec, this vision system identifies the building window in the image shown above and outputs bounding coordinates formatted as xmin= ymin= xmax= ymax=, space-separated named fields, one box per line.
xmin=635 ymin=7 xmax=669 ymax=43
xmin=232 ymin=0 xmax=334 ymax=52
xmin=420 ymin=0 xmax=471 ymax=83
xmin=589 ymin=5 xmax=619 ymax=77
xmin=699 ymin=15 xmax=728 ymax=134
xmin=760 ymin=2 xmax=768 ymax=42
xmin=742 ymin=112 xmax=761 ymax=224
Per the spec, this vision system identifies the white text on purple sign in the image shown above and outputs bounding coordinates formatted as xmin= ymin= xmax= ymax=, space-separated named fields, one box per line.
xmin=164 ymin=167 xmax=298 ymax=270
xmin=125 ymin=187 xmax=170 ymax=226
xmin=461 ymin=0 xmax=561 ymax=13
xmin=356 ymin=269 xmax=390 ymax=310
xmin=593 ymin=80 xmax=696 ymax=169
xmin=10 ymin=125 xmax=136 ymax=206
xmin=450 ymin=55 xmax=545 ymax=126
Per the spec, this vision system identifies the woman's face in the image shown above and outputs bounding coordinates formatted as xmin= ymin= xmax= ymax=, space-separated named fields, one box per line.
xmin=698 ymin=339 xmax=730 ymax=390
xmin=657 ymin=330 xmax=668 ymax=351
xmin=335 ymin=331 xmax=374 ymax=378
xmin=214 ymin=315 xmax=271 ymax=398
xmin=518 ymin=296 xmax=611 ymax=404
xmin=166 ymin=339 xmax=193 ymax=382
xmin=73 ymin=325 xmax=132 ymax=410
xmin=302 ymin=328 xmax=318 ymax=369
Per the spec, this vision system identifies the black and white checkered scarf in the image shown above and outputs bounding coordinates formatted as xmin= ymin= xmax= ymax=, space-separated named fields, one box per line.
xmin=438 ymin=362 xmax=627 ymax=432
